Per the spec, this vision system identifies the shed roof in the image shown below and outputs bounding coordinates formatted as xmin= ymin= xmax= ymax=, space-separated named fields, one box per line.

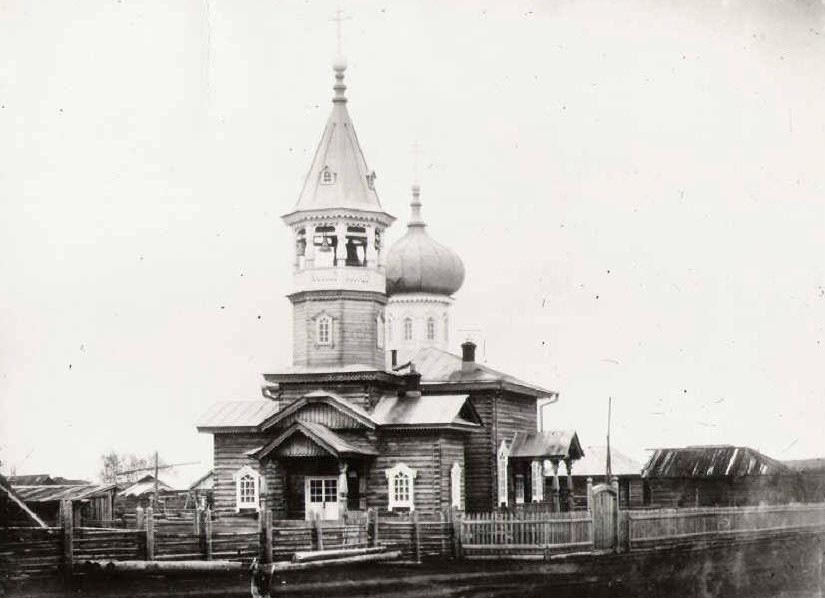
xmin=371 ymin=394 xmax=481 ymax=429
xmin=509 ymin=431 xmax=584 ymax=460
xmin=642 ymin=446 xmax=791 ymax=479
xmin=14 ymin=483 xmax=116 ymax=503
xmin=407 ymin=347 xmax=556 ymax=398
xmin=196 ymin=400 xmax=281 ymax=432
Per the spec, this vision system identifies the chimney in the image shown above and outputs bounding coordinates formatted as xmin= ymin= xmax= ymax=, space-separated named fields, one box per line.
xmin=461 ymin=341 xmax=476 ymax=373
xmin=400 ymin=363 xmax=421 ymax=399
xmin=391 ymin=349 xmax=398 ymax=369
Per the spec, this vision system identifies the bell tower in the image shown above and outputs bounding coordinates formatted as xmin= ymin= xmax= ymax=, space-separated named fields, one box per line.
xmin=282 ymin=61 xmax=395 ymax=370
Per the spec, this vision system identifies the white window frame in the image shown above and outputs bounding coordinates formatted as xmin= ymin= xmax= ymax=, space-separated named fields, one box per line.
xmin=316 ymin=314 xmax=332 ymax=346
xmin=497 ymin=440 xmax=509 ymax=507
xmin=403 ymin=317 xmax=413 ymax=341
xmin=450 ymin=462 xmax=463 ymax=510
xmin=233 ymin=465 xmax=260 ymax=512
xmin=386 ymin=463 xmax=417 ymax=511
xmin=376 ymin=313 xmax=385 ymax=349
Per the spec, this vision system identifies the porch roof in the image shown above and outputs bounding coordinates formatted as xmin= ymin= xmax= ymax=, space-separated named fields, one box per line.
xmin=509 ymin=430 xmax=584 ymax=461
xmin=253 ymin=421 xmax=378 ymax=460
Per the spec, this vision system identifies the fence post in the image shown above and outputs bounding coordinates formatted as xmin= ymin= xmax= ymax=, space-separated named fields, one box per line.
xmin=586 ymin=477 xmax=593 ymax=512
xmin=145 ymin=506 xmax=155 ymax=561
xmin=369 ymin=508 xmax=379 ymax=547
xmin=451 ymin=508 xmax=463 ymax=559
xmin=204 ymin=508 xmax=213 ymax=560
xmin=412 ymin=510 xmax=421 ymax=563
xmin=194 ymin=508 xmax=201 ymax=535
xmin=61 ymin=499 xmax=74 ymax=585
xmin=259 ymin=500 xmax=273 ymax=564
xmin=314 ymin=513 xmax=324 ymax=551
xmin=136 ymin=506 xmax=145 ymax=531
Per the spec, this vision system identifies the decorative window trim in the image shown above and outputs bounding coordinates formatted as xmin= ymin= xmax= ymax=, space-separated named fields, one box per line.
xmin=450 ymin=462 xmax=463 ymax=510
xmin=497 ymin=440 xmax=509 ymax=507
xmin=426 ymin=317 xmax=436 ymax=341
xmin=315 ymin=312 xmax=333 ymax=347
xmin=233 ymin=465 xmax=260 ymax=512
xmin=386 ymin=463 xmax=417 ymax=511
xmin=376 ymin=313 xmax=385 ymax=349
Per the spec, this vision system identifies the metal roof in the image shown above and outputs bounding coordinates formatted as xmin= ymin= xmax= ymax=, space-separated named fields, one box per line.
xmin=371 ymin=394 xmax=481 ymax=428
xmin=509 ymin=430 xmax=584 ymax=460
xmin=642 ymin=446 xmax=791 ymax=479
xmin=285 ymin=64 xmax=392 ymax=219
xmin=14 ymin=483 xmax=116 ymax=503
xmin=567 ymin=446 xmax=641 ymax=477
xmin=196 ymin=400 xmax=281 ymax=431
xmin=408 ymin=347 xmax=556 ymax=398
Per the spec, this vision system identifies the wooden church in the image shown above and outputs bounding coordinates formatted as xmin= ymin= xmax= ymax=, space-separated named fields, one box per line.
xmin=197 ymin=59 xmax=583 ymax=520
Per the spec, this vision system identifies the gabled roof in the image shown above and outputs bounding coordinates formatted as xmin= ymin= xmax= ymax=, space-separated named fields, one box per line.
xmin=509 ymin=430 xmax=584 ymax=460
xmin=196 ymin=400 xmax=281 ymax=432
xmin=371 ymin=394 xmax=481 ymax=430
xmin=119 ymin=475 xmax=176 ymax=498
xmin=283 ymin=64 xmax=392 ymax=221
xmin=569 ymin=446 xmax=642 ymax=477
xmin=260 ymin=389 xmax=376 ymax=431
xmin=407 ymin=346 xmax=557 ymax=398
xmin=253 ymin=421 xmax=378 ymax=459
xmin=642 ymin=446 xmax=791 ymax=479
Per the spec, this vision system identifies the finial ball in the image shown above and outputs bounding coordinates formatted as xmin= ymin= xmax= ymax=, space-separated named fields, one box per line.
xmin=332 ymin=57 xmax=348 ymax=72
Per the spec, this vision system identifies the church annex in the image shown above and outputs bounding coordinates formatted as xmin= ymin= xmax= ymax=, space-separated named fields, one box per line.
xmin=196 ymin=61 xmax=581 ymax=520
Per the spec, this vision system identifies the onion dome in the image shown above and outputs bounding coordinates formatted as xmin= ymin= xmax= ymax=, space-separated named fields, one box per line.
xmin=386 ymin=185 xmax=465 ymax=296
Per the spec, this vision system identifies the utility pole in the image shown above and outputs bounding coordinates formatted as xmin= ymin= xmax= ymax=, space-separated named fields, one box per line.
xmin=153 ymin=451 xmax=159 ymax=510
xmin=606 ymin=397 xmax=613 ymax=482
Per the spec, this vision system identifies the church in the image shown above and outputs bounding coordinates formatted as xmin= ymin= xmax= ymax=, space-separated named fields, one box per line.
xmin=197 ymin=60 xmax=583 ymax=520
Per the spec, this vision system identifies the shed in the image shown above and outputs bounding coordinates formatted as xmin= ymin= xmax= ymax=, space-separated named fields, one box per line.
xmin=784 ymin=458 xmax=825 ymax=503
xmin=641 ymin=446 xmax=800 ymax=508
xmin=11 ymin=479 xmax=117 ymax=526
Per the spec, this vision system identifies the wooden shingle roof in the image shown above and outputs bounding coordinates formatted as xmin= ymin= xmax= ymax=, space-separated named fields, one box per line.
xmin=642 ymin=446 xmax=791 ymax=479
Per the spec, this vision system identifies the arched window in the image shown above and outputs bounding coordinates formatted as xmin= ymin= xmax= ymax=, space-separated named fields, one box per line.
xmin=233 ymin=465 xmax=260 ymax=512
xmin=386 ymin=463 xmax=417 ymax=511
xmin=376 ymin=313 xmax=385 ymax=349
xmin=403 ymin=318 xmax=413 ymax=341
xmin=316 ymin=314 xmax=332 ymax=346
xmin=426 ymin=317 xmax=435 ymax=341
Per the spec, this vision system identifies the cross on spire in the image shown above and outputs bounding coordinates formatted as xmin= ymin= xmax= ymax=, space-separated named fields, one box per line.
xmin=331 ymin=7 xmax=352 ymax=60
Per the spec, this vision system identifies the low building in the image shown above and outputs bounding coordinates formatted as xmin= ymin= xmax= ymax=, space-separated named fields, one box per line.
xmin=641 ymin=445 xmax=801 ymax=508
xmin=784 ymin=458 xmax=825 ymax=503
xmin=9 ymin=475 xmax=117 ymax=526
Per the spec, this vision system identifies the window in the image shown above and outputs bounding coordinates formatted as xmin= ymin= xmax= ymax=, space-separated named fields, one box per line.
xmin=386 ymin=463 xmax=417 ymax=511
xmin=387 ymin=316 xmax=394 ymax=342
xmin=316 ymin=315 xmax=332 ymax=346
xmin=497 ymin=441 xmax=509 ymax=507
xmin=515 ymin=474 xmax=525 ymax=505
xmin=233 ymin=465 xmax=260 ymax=512
xmin=450 ymin=462 xmax=463 ymax=510
xmin=426 ymin=317 xmax=435 ymax=341
xmin=403 ymin=317 xmax=413 ymax=341
xmin=320 ymin=167 xmax=335 ymax=185
xmin=376 ymin=313 xmax=385 ymax=348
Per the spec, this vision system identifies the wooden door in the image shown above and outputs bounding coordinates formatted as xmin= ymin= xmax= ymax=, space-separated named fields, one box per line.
xmin=592 ymin=484 xmax=618 ymax=550
xmin=305 ymin=477 xmax=339 ymax=521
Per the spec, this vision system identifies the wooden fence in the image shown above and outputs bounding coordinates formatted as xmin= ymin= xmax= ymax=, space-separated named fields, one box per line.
xmin=626 ymin=502 xmax=825 ymax=550
xmin=460 ymin=510 xmax=593 ymax=558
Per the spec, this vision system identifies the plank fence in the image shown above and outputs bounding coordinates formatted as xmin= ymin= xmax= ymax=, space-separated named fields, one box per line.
xmin=460 ymin=510 xmax=593 ymax=558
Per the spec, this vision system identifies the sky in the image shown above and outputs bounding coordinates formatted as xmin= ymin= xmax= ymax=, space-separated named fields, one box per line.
xmin=1 ymin=0 xmax=824 ymax=482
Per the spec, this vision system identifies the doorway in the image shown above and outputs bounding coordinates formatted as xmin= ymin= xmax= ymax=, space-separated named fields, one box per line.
xmin=305 ymin=476 xmax=339 ymax=520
